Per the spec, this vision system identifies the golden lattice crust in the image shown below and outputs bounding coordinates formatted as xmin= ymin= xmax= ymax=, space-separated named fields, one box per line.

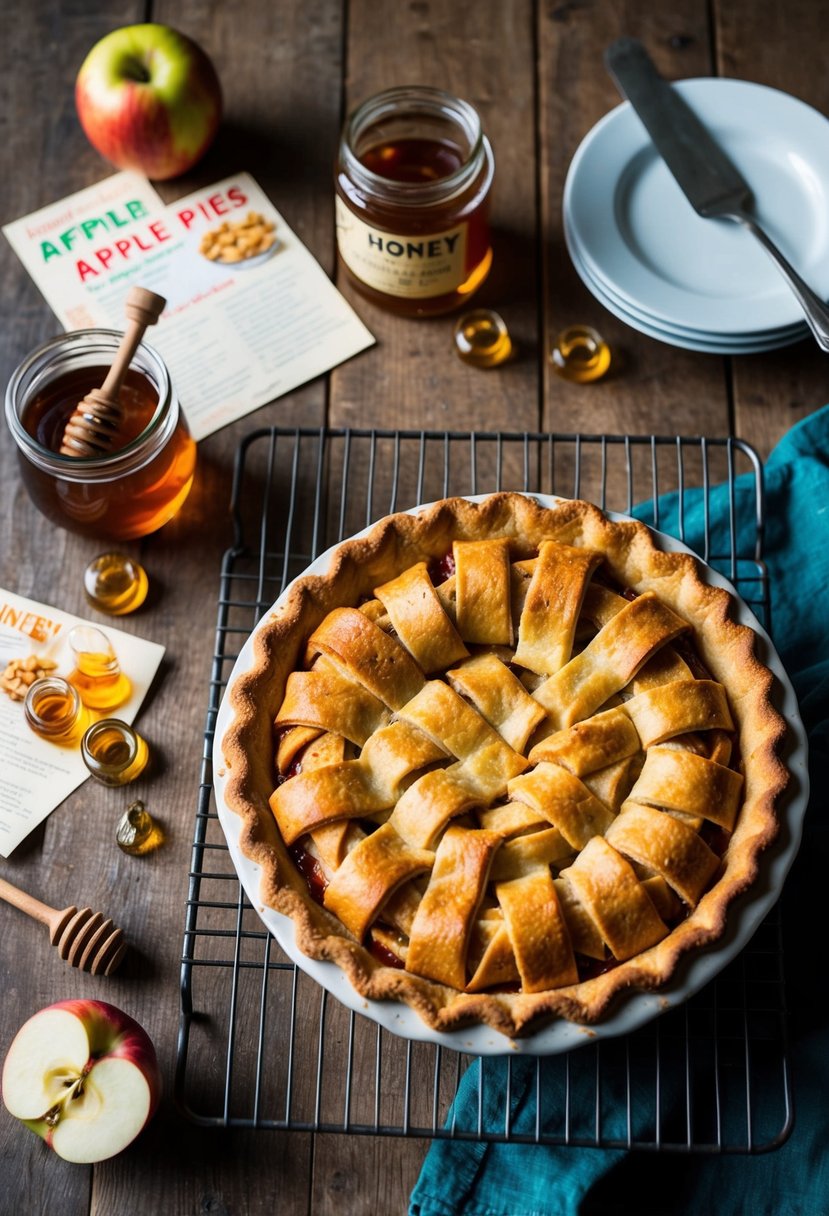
xmin=220 ymin=494 xmax=788 ymax=1037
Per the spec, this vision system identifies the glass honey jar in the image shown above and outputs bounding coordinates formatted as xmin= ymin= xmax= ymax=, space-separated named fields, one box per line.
xmin=24 ymin=676 xmax=89 ymax=746
xmin=4 ymin=330 xmax=197 ymax=540
xmin=335 ymin=86 xmax=495 ymax=316
xmin=67 ymin=624 xmax=131 ymax=711
xmin=81 ymin=719 xmax=150 ymax=786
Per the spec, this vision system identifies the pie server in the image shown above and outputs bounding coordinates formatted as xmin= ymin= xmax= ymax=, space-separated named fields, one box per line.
xmin=604 ymin=36 xmax=829 ymax=352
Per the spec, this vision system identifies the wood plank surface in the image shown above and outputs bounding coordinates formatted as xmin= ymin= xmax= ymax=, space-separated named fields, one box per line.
xmin=538 ymin=0 xmax=733 ymax=510
xmin=716 ymin=0 xmax=829 ymax=455
xmin=0 ymin=9 xmax=147 ymax=1216
xmin=0 ymin=3 xmax=824 ymax=1214
xmin=331 ymin=0 xmax=540 ymax=450
xmin=323 ymin=2 xmax=541 ymax=1205
xmin=87 ymin=0 xmax=342 ymax=1212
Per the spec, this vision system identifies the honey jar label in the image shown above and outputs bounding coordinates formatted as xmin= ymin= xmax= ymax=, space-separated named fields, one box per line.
xmin=335 ymin=198 xmax=468 ymax=299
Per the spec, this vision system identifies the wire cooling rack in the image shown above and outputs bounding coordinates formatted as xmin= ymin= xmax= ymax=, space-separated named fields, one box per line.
xmin=175 ymin=427 xmax=792 ymax=1152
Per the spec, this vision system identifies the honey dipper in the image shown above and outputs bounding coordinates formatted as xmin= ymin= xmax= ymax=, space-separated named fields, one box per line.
xmin=0 ymin=875 xmax=127 ymax=976
xmin=59 ymin=286 xmax=167 ymax=458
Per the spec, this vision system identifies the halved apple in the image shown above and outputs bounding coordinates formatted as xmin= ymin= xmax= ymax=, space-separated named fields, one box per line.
xmin=2 ymin=1000 xmax=161 ymax=1163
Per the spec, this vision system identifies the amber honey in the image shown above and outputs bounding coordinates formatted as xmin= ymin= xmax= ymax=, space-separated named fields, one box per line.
xmin=453 ymin=309 xmax=513 ymax=368
xmin=90 ymin=725 xmax=133 ymax=765
xmin=67 ymin=625 xmax=131 ymax=710
xmin=116 ymin=799 xmax=164 ymax=855
xmin=69 ymin=653 xmax=131 ymax=710
xmin=24 ymin=366 xmax=156 ymax=452
xmin=362 ymin=137 xmax=466 ymax=184
xmin=24 ymin=676 xmax=88 ymax=746
xmin=82 ymin=719 xmax=149 ymax=786
xmin=5 ymin=330 xmax=196 ymax=540
xmin=336 ymin=87 xmax=494 ymax=316
xmin=84 ymin=553 xmax=149 ymax=615
xmin=550 ymin=325 xmax=611 ymax=384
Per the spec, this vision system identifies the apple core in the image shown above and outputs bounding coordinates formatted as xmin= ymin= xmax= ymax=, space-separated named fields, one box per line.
xmin=2 ymin=1000 xmax=162 ymax=1163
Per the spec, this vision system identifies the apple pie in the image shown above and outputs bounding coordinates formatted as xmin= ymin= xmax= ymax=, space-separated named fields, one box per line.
xmin=219 ymin=494 xmax=788 ymax=1036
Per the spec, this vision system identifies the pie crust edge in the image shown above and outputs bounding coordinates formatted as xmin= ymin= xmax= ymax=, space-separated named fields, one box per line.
xmin=219 ymin=493 xmax=789 ymax=1036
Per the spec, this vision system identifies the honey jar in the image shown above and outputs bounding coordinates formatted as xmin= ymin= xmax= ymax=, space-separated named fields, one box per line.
xmin=4 ymin=330 xmax=196 ymax=540
xmin=335 ymin=86 xmax=495 ymax=316
xmin=24 ymin=676 xmax=89 ymax=746
xmin=81 ymin=719 xmax=150 ymax=786
xmin=67 ymin=625 xmax=131 ymax=711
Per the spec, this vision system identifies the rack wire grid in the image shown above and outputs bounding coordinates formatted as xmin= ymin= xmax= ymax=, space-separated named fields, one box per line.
xmin=176 ymin=426 xmax=792 ymax=1152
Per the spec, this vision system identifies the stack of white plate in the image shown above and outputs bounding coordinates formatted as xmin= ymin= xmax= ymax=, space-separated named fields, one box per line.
xmin=563 ymin=78 xmax=829 ymax=353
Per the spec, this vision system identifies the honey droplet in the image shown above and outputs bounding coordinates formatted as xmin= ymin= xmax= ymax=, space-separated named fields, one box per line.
xmin=116 ymin=800 xmax=164 ymax=856
xmin=84 ymin=554 xmax=149 ymax=616
xmin=453 ymin=309 xmax=513 ymax=369
xmin=550 ymin=325 xmax=611 ymax=383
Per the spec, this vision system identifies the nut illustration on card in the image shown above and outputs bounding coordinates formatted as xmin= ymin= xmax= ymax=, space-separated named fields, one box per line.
xmin=199 ymin=211 xmax=279 ymax=263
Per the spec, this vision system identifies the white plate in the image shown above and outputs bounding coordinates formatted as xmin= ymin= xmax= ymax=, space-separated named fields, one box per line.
xmin=567 ymin=238 xmax=807 ymax=353
xmin=567 ymin=226 xmax=810 ymax=354
xmin=565 ymin=216 xmax=808 ymax=347
xmin=213 ymin=494 xmax=808 ymax=1056
xmin=564 ymin=79 xmax=829 ymax=335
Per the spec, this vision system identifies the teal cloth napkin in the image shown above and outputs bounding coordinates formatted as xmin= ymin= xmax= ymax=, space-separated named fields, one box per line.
xmin=410 ymin=406 xmax=829 ymax=1216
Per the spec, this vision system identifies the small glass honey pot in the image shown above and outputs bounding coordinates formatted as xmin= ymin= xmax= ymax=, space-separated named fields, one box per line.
xmin=23 ymin=676 xmax=89 ymax=746
xmin=66 ymin=624 xmax=131 ymax=710
xmin=82 ymin=719 xmax=150 ymax=786
xmin=83 ymin=553 xmax=149 ymax=616
xmin=4 ymin=328 xmax=196 ymax=540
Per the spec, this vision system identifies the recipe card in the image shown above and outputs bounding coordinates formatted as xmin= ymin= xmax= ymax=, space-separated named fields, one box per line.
xmin=0 ymin=589 xmax=165 ymax=857
xmin=3 ymin=171 xmax=375 ymax=441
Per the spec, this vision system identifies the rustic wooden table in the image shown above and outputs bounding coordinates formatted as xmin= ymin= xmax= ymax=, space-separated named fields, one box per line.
xmin=0 ymin=2 xmax=825 ymax=1212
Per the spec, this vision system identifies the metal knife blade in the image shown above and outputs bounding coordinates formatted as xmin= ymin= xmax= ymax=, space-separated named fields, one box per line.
xmin=602 ymin=37 xmax=829 ymax=350
xmin=604 ymin=37 xmax=753 ymax=218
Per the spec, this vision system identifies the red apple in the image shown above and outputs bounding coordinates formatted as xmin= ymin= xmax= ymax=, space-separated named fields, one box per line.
xmin=2 ymin=999 xmax=161 ymax=1163
xmin=75 ymin=24 xmax=222 ymax=181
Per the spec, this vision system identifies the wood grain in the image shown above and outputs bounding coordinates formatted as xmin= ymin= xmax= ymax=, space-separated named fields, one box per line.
xmin=716 ymin=0 xmax=829 ymax=456
xmin=537 ymin=0 xmax=734 ymax=509
xmin=87 ymin=0 xmax=344 ymax=1212
xmin=331 ymin=0 xmax=540 ymax=451
xmin=0 ymin=5 xmax=144 ymax=1214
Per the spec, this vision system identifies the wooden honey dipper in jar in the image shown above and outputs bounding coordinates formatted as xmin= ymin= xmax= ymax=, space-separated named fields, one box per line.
xmin=59 ymin=287 xmax=167 ymax=458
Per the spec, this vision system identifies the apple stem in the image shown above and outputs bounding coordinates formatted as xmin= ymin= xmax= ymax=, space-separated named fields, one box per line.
xmin=123 ymin=56 xmax=151 ymax=84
